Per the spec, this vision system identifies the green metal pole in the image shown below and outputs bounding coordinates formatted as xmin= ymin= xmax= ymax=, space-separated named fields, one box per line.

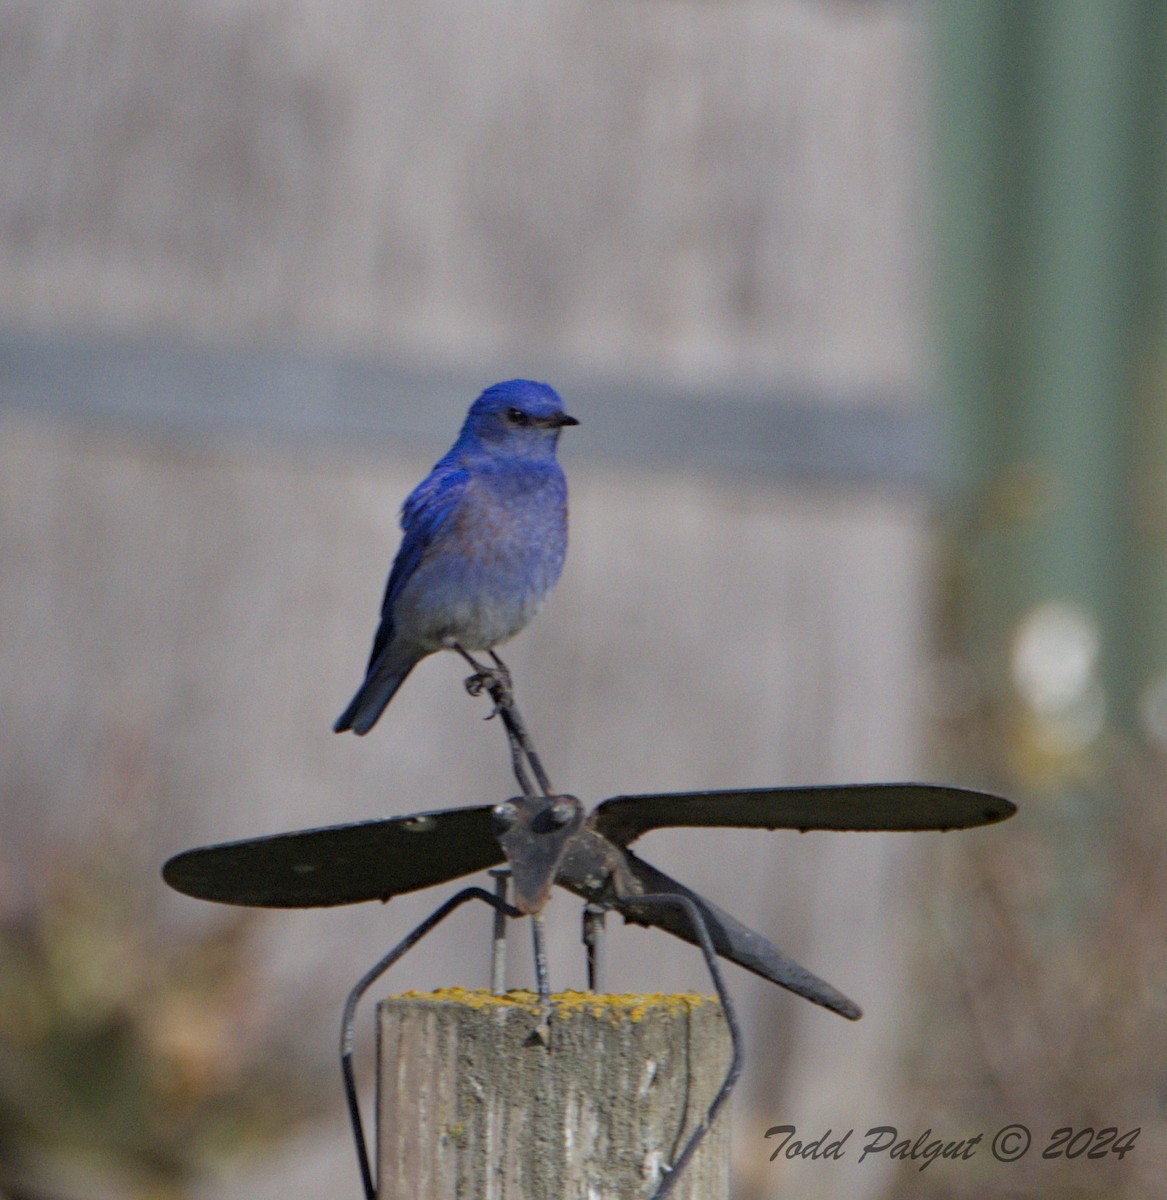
xmin=1017 ymin=1 xmax=1136 ymax=721
xmin=933 ymin=2 xmax=1153 ymax=739
xmin=1125 ymin=1 xmax=1167 ymax=740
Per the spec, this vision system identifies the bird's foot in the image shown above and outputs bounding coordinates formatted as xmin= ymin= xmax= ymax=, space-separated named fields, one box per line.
xmin=488 ymin=650 xmax=513 ymax=689
xmin=454 ymin=644 xmax=514 ymax=719
xmin=463 ymin=667 xmax=513 ymax=719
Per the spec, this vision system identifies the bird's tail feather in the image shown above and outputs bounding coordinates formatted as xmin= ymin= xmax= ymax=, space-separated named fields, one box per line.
xmin=333 ymin=659 xmax=418 ymax=735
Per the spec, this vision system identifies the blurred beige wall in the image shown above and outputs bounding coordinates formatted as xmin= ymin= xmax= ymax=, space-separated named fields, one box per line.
xmin=0 ymin=0 xmax=924 ymax=389
xmin=0 ymin=4 xmax=932 ymax=1199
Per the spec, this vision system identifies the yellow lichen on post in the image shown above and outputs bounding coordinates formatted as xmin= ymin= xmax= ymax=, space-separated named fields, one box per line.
xmin=377 ymin=990 xmax=731 ymax=1200
xmin=399 ymin=987 xmax=718 ymax=1021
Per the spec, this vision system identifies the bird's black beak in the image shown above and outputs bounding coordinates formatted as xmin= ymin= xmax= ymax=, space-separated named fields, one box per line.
xmin=544 ymin=412 xmax=579 ymax=428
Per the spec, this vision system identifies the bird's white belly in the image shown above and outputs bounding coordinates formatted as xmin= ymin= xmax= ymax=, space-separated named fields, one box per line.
xmin=395 ymin=542 xmax=556 ymax=652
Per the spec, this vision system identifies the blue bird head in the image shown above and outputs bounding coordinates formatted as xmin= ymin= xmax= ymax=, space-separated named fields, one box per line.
xmin=460 ymin=380 xmax=579 ymax=462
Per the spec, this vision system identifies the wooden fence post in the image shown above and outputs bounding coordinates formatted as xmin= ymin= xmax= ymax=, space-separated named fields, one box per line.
xmin=376 ymin=988 xmax=731 ymax=1200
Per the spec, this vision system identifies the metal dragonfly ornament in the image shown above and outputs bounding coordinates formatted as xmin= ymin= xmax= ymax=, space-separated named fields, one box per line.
xmin=163 ymin=652 xmax=1015 ymax=1200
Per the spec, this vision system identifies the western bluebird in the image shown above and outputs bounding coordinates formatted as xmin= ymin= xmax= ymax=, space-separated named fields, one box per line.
xmin=334 ymin=379 xmax=578 ymax=735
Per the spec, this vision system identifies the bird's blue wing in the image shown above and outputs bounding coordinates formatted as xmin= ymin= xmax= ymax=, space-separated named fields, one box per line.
xmin=366 ymin=460 xmax=469 ymax=666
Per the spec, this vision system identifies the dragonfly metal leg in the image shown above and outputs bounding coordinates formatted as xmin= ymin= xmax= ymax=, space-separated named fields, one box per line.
xmin=530 ymin=911 xmax=553 ymax=1044
xmin=583 ymin=903 xmax=608 ymax=993
xmin=489 ymin=867 xmax=511 ymax=994
xmin=341 ymin=886 xmax=521 ymax=1200
xmin=618 ymin=892 xmax=745 ymax=1200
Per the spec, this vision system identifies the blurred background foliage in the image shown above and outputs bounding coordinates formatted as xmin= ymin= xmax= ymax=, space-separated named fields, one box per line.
xmin=902 ymin=7 xmax=1167 ymax=1191
xmin=0 ymin=844 xmax=328 ymax=1200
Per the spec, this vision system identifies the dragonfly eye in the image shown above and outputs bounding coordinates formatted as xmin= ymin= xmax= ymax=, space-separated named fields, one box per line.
xmin=492 ymin=801 xmax=520 ymax=833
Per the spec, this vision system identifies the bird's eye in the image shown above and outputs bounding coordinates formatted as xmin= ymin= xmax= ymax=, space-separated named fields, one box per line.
xmin=506 ymin=407 xmax=530 ymax=426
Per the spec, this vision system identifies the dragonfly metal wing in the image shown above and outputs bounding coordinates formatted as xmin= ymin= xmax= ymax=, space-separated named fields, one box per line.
xmin=162 ymin=805 xmax=503 ymax=908
xmin=590 ymin=783 xmax=1016 ymax=847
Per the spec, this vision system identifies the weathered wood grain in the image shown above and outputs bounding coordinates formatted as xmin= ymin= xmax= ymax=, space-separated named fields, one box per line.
xmin=377 ymin=991 xmax=730 ymax=1200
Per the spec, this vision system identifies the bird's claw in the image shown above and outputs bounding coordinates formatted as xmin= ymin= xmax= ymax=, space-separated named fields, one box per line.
xmin=464 ymin=669 xmax=513 ymax=719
